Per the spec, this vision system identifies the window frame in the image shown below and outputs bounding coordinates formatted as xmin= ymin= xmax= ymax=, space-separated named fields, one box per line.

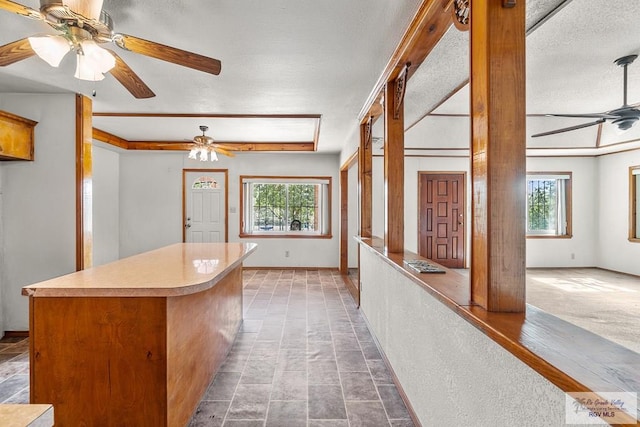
xmin=525 ymin=172 xmax=572 ymax=239
xmin=629 ymin=165 xmax=640 ymax=242
xmin=239 ymin=175 xmax=332 ymax=239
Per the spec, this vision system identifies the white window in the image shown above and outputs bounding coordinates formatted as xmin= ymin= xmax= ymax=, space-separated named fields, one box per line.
xmin=631 ymin=166 xmax=640 ymax=241
xmin=526 ymin=173 xmax=571 ymax=237
xmin=240 ymin=176 xmax=331 ymax=237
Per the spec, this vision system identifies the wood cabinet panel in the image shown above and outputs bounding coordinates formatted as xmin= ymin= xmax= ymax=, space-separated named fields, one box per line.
xmin=0 ymin=110 xmax=36 ymax=161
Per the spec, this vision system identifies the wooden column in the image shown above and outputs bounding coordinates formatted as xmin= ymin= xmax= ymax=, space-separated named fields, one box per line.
xmin=340 ymin=167 xmax=349 ymax=274
xmin=384 ymin=70 xmax=406 ymax=254
xmin=469 ymin=0 xmax=526 ymax=312
xmin=359 ymin=119 xmax=373 ymax=238
xmin=76 ymin=94 xmax=93 ymax=271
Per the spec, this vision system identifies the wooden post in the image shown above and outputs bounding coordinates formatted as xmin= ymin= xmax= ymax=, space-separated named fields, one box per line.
xmin=76 ymin=94 xmax=92 ymax=271
xmin=384 ymin=72 xmax=406 ymax=254
xmin=359 ymin=120 xmax=373 ymax=238
xmin=469 ymin=0 xmax=526 ymax=312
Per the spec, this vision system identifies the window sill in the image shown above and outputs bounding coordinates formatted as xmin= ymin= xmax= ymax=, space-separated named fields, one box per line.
xmin=239 ymin=233 xmax=332 ymax=239
xmin=526 ymin=234 xmax=572 ymax=239
xmin=629 ymin=237 xmax=640 ymax=243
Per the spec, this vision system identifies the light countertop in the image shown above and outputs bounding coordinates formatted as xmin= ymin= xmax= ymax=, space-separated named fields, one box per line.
xmin=22 ymin=242 xmax=257 ymax=298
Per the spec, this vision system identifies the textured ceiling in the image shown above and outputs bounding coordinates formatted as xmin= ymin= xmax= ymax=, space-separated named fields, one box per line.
xmin=1 ymin=0 xmax=640 ymax=155
xmin=0 ymin=0 xmax=421 ymax=152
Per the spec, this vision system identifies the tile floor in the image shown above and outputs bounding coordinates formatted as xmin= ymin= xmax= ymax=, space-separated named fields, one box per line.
xmin=0 ymin=269 xmax=414 ymax=427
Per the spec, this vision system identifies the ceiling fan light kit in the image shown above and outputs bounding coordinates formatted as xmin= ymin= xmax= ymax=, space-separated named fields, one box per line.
xmin=0 ymin=0 xmax=222 ymax=96
xmin=188 ymin=125 xmax=235 ymax=162
xmin=532 ymin=54 xmax=640 ymax=138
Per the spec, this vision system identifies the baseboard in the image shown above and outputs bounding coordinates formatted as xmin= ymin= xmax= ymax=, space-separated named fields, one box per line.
xmin=358 ymin=310 xmax=422 ymax=427
xmin=3 ymin=330 xmax=29 ymax=339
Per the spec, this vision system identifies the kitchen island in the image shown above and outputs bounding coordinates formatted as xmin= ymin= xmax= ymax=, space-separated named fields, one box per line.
xmin=22 ymin=242 xmax=257 ymax=427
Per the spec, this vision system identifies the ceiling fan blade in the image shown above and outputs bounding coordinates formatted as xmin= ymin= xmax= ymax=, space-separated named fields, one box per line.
xmin=0 ymin=38 xmax=35 ymax=66
xmin=213 ymin=146 xmax=235 ymax=157
xmin=545 ymin=112 xmax=618 ymax=119
xmin=107 ymin=50 xmax=155 ymax=99
xmin=114 ymin=33 xmax=221 ymax=75
xmin=0 ymin=0 xmax=42 ymax=18
xmin=531 ymin=118 xmax=606 ymax=138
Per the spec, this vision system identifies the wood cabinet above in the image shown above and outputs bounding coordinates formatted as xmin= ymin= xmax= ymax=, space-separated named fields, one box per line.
xmin=0 ymin=110 xmax=37 ymax=161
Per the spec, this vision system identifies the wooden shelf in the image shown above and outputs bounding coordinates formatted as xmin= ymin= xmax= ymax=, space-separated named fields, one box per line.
xmin=0 ymin=110 xmax=37 ymax=161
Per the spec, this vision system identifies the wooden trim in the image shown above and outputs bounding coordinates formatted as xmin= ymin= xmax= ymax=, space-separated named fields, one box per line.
xmin=2 ymin=330 xmax=29 ymax=339
xmin=93 ymin=113 xmax=321 ymax=119
xmin=469 ymin=0 xmax=526 ymax=312
xmin=339 ymin=150 xmax=359 ymax=276
xmin=359 ymin=121 xmax=373 ymax=238
xmin=630 ymin=165 xmax=640 ymax=241
xmin=92 ymin=127 xmax=129 ymax=149
xmin=75 ymin=95 xmax=93 ymax=271
xmin=340 ymin=168 xmax=349 ymax=274
xmin=358 ymin=0 xmax=453 ymax=122
xmin=0 ymin=110 xmax=37 ymax=161
xmin=238 ymin=175 xmax=333 ymax=238
xmin=238 ymin=233 xmax=333 ymax=239
xmin=182 ymin=169 xmax=229 ymax=243
xmin=384 ymin=80 xmax=405 ymax=253
xmin=127 ymin=141 xmax=315 ymax=152
xmin=91 ymin=113 xmax=321 ymax=152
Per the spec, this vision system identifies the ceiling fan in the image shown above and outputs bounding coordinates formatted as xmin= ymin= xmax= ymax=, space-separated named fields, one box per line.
xmin=188 ymin=125 xmax=235 ymax=162
xmin=532 ymin=54 xmax=640 ymax=138
xmin=0 ymin=0 xmax=221 ymax=99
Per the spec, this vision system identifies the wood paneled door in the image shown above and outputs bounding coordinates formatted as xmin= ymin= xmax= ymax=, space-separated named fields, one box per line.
xmin=418 ymin=172 xmax=465 ymax=268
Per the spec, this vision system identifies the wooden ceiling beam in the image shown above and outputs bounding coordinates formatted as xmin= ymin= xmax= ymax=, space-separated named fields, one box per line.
xmin=92 ymin=128 xmax=129 ymax=149
xmin=126 ymin=141 xmax=316 ymax=152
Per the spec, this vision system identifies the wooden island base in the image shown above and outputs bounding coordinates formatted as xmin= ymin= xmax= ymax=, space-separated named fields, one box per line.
xmin=23 ymin=243 xmax=256 ymax=426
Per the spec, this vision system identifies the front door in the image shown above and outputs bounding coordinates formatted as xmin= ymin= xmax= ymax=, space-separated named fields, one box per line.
xmin=183 ymin=170 xmax=227 ymax=242
xmin=418 ymin=172 xmax=465 ymax=268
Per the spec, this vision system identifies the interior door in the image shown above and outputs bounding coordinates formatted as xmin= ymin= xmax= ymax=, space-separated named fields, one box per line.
xmin=184 ymin=170 xmax=227 ymax=243
xmin=418 ymin=172 xmax=465 ymax=268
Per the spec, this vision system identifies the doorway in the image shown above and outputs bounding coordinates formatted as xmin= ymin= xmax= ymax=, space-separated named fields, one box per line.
xmin=183 ymin=169 xmax=228 ymax=243
xmin=418 ymin=172 xmax=465 ymax=268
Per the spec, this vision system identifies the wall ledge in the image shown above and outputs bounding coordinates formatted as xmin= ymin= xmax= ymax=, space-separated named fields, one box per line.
xmin=356 ymin=236 xmax=640 ymax=419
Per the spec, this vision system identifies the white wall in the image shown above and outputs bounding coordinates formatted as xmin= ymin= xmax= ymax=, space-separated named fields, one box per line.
xmin=526 ymin=156 xmax=598 ymax=267
xmin=0 ymin=94 xmax=77 ymax=332
xmin=370 ymin=154 xmax=606 ymax=269
xmin=597 ymin=149 xmax=640 ymax=276
xmin=92 ymin=145 xmax=120 ymax=266
xmin=118 ymin=151 xmax=340 ymax=268
xmin=359 ymin=245 xmax=567 ymax=426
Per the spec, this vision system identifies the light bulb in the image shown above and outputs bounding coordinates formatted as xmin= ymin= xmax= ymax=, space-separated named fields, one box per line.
xmin=28 ymin=35 xmax=71 ymax=67
xmin=188 ymin=148 xmax=198 ymax=160
xmin=74 ymin=40 xmax=115 ymax=81
xmin=210 ymin=150 xmax=218 ymax=162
